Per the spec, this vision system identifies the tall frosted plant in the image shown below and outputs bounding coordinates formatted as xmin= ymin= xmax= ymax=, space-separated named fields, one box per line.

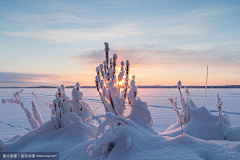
xmin=95 ymin=42 xmax=131 ymax=116
xmin=93 ymin=42 xmax=154 ymax=130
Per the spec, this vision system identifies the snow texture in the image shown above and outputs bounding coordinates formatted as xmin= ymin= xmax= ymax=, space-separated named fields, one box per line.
xmin=2 ymin=116 xmax=240 ymax=160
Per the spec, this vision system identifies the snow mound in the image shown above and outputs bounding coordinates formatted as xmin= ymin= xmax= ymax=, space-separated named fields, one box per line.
xmin=3 ymin=119 xmax=97 ymax=159
xmin=162 ymin=106 xmax=240 ymax=140
xmin=2 ymin=119 xmax=240 ymax=160
xmin=164 ymin=86 xmax=240 ymax=141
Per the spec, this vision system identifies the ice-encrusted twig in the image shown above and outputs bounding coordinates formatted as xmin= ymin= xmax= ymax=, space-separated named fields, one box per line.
xmin=168 ymin=97 xmax=183 ymax=134
xmin=224 ymin=129 xmax=240 ymax=140
xmin=31 ymin=92 xmax=54 ymax=109
xmin=113 ymin=54 xmax=117 ymax=79
xmin=108 ymin=89 xmax=118 ymax=115
xmin=2 ymin=98 xmax=21 ymax=106
xmin=95 ymin=75 xmax=109 ymax=113
xmin=105 ymin=42 xmax=109 ymax=69
xmin=123 ymin=60 xmax=130 ymax=106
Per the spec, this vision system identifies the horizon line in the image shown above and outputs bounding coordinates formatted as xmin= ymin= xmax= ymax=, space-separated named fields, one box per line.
xmin=1 ymin=85 xmax=240 ymax=89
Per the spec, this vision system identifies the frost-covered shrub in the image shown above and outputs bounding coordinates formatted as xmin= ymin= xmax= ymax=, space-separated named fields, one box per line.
xmin=168 ymin=97 xmax=183 ymax=134
xmin=51 ymin=85 xmax=82 ymax=129
xmin=31 ymin=83 xmax=97 ymax=130
xmin=71 ymin=82 xmax=97 ymax=124
xmin=94 ymin=42 xmax=154 ymax=130
xmin=177 ymin=81 xmax=190 ymax=123
xmin=168 ymin=81 xmax=192 ymax=134
xmin=169 ymin=82 xmax=196 ymax=125
xmin=89 ymin=42 xmax=157 ymax=158
xmin=94 ymin=42 xmax=130 ymax=116
xmin=51 ymin=112 xmax=81 ymax=129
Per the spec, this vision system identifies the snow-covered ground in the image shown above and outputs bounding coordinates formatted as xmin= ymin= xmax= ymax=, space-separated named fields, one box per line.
xmin=0 ymin=88 xmax=240 ymax=159
xmin=1 ymin=88 xmax=239 ymax=139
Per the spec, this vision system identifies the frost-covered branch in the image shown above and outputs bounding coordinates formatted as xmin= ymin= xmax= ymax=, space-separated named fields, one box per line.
xmin=32 ymin=100 xmax=44 ymax=126
xmin=108 ymin=89 xmax=118 ymax=115
xmin=123 ymin=60 xmax=130 ymax=105
xmin=177 ymin=81 xmax=184 ymax=108
xmin=168 ymin=97 xmax=183 ymax=134
xmin=105 ymin=42 xmax=109 ymax=69
xmin=95 ymin=76 xmax=109 ymax=113
xmin=2 ymin=98 xmax=21 ymax=106
xmin=31 ymin=92 xmax=54 ymax=110
xmin=2 ymin=89 xmax=40 ymax=129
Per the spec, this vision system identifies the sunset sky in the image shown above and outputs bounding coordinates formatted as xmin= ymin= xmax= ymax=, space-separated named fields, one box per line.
xmin=0 ymin=0 xmax=240 ymax=87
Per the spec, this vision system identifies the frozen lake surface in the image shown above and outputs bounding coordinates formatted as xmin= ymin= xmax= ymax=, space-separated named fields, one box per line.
xmin=1 ymin=88 xmax=240 ymax=140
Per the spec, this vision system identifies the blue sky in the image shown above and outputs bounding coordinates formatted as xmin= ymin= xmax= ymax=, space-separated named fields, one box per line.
xmin=0 ymin=0 xmax=240 ymax=87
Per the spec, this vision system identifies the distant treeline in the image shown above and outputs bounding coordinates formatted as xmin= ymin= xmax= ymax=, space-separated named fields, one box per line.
xmin=1 ymin=85 xmax=240 ymax=89
xmin=138 ymin=85 xmax=240 ymax=88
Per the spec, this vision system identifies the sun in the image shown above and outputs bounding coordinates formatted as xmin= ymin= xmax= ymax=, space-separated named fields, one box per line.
xmin=118 ymin=80 xmax=124 ymax=86
xmin=116 ymin=79 xmax=125 ymax=88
